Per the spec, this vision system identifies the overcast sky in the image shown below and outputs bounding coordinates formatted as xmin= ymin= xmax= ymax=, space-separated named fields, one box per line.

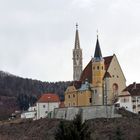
xmin=0 ymin=0 xmax=140 ymax=85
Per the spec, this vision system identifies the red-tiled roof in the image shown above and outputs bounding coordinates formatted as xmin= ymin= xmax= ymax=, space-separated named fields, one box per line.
xmin=104 ymin=56 xmax=113 ymax=71
xmin=123 ymin=83 xmax=140 ymax=96
xmin=80 ymin=55 xmax=113 ymax=83
xmin=59 ymin=102 xmax=65 ymax=108
xmin=80 ymin=60 xmax=92 ymax=83
xmin=38 ymin=93 xmax=60 ymax=103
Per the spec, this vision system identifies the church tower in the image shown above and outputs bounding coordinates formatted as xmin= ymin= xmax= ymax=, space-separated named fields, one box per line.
xmin=92 ymin=35 xmax=105 ymax=105
xmin=73 ymin=24 xmax=83 ymax=81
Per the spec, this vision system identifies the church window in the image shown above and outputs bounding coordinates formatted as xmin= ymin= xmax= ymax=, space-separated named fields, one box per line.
xmin=89 ymin=98 xmax=92 ymax=103
xmin=95 ymin=89 xmax=97 ymax=94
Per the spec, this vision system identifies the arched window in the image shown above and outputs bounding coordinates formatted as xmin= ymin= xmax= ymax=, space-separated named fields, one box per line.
xmin=112 ymin=83 xmax=119 ymax=102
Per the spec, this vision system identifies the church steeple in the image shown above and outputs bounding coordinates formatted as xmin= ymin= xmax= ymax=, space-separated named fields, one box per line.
xmin=74 ymin=23 xmax=80 ymax=49
xmin=92 ymin=34 xmax=105 ymax=105
xmin=94 ymin=35 xmax=102 ymax=61
xmin=73 ymin=23 xmax=83 ymax=81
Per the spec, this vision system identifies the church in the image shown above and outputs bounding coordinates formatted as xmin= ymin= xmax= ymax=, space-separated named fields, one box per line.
xmin=64 ymin=25 xmax=126 ymax=107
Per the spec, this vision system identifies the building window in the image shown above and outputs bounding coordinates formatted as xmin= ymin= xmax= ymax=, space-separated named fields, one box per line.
xmin=68 ymin=95 xmax=70 ymax=98
xmin=73 ymin=94 xmax=75 ymax=98
xmin=97 ymin=66 xmax=99 ymax=70
xmin=124 ymin=98 xmax=126 ymax=102
xmin=95 ymin=89 xmax=97 ymax=94
xmin=73 ymin=102 xmax=75 ymax=106
xmin=132 ymin=99 xmax=136 ymax=102
xmin=43 ymin=105 xmax=45 ymax=108
xmin=93 ymin=66 xmax=95 ymax=70
xmin=89 ymin=98 xmax=92 ymax=103
xmin=133 ymin=105 xmax=136 ymax=109
xmin=102 ymin=66 xmax=103 ymax=70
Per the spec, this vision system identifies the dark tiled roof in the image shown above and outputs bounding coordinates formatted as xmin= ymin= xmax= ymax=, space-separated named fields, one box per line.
xmin=103 ymin=72 xmax=111 ymax=79
xmin=104 ymin=55 xmax=113 ymax=71
xmin=123 ymin=83 xmax=140 ymax=96
xmin=94 ymin=38 xmax=102 ymax=60
xmin=80 ymin=60 xmax=92 ymax=83
xmin=80 ymin=55 xmax=113 ymax=83
xmin=70 ymin=81 xmax=82 ymax=89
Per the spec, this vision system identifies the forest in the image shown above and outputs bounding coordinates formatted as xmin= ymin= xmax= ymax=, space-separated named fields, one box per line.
xmin=0 ymin=71 xmax=71 ymax=119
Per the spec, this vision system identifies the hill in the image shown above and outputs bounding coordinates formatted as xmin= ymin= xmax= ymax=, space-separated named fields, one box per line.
xmin=0 ymin=115 xmax=140 ymax=140
xmin=0 ymin=71 xmax=71 ymax=120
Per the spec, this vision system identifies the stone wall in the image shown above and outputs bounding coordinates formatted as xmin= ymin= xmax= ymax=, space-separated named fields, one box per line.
xmin=54 ymin=105 xmax=121 ymax=122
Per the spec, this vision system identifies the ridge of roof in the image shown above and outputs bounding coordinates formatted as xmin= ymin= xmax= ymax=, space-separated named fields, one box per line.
xmin=123 ymin=83 xmax=140 ymax=96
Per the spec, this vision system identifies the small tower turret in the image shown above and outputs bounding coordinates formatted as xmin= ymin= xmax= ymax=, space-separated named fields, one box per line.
xmin=92 ymin=36 xmax=105 ymax=87
xmin=92 ymin=35 xmax=105 ymax=105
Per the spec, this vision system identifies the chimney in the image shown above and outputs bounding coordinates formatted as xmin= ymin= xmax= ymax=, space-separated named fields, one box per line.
xmin=133 ymin=82 xmax=136 ymax=89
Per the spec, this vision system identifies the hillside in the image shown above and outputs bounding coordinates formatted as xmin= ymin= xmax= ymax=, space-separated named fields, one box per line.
xmin=0 ymin=71 xmax=71 ymax=120
xmin=0 ymin=115 xmax=140 ymax=140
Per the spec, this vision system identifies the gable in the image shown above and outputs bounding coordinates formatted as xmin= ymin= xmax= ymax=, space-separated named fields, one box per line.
xmin=80 ymin=55 xmax=113 ymax=83
xmin=107 ymin=54 xmax=126 ymax=82
xmin=65 ymin=85 xmax=77 ymax=93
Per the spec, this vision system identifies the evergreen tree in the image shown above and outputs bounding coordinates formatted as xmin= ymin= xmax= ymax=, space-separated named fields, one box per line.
xmin=55 ymin=113 xmax=83 ymax=140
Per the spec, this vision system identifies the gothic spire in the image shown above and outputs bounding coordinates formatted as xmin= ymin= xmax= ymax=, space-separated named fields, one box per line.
xmin=74 ymin=23 xmax=80 ymax=49
xmin=94 ymin=35 xmax=102 ymax=61
xmin=73 ymin=23 xmax=83 ymax=81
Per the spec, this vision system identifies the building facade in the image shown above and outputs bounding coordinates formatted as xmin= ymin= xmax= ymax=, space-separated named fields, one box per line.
xmin=65 ymin=30 xmax=126 ymax=107
xmin=36 ymin=93 xmax=60 ymax=119
xmin=116 ymin=83 xmax=140 ymax=114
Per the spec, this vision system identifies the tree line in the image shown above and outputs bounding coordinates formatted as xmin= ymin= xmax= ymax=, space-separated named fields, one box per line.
xmin=0 ymin=71 xmax=71 ymax=110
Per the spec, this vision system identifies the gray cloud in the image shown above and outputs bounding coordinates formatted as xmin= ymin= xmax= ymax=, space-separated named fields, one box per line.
xmin=0 ymin=0 xmax=139 ymax=85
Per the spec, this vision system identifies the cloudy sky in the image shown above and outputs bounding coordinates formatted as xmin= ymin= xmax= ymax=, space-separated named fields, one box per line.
xmin=0 ymin=0 xmax=140 ymax=85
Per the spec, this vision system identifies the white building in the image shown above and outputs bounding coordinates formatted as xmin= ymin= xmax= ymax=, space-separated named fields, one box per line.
xmin=21 ymin=104 xmax=37 ymax=119
xmin=21 ymin=111 xmax=36 ymax=119
xmin=116 ymin=82 xmax=140 ymax=114
xmin=36 ymin=93 xmax=60 ymax=119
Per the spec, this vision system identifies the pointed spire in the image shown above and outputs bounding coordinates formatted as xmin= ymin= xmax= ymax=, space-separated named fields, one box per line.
xmin=74 ymin=23 xmax=80 ymax=49
xmin=94 ymin=34 xmax=102 ymax=61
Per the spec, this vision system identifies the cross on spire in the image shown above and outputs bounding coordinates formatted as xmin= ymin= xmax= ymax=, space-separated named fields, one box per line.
xmin=96 ymin=29 xmax=99 ymax=38
xmin=76 ymin=23 xmax=78 ymax=30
